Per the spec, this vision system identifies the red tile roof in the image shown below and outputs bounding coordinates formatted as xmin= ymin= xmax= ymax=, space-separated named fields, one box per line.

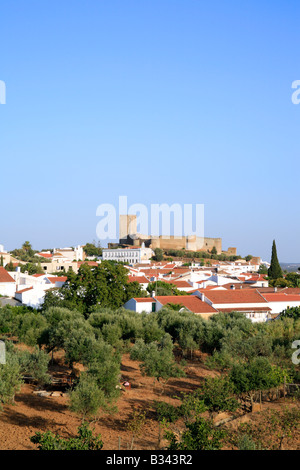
xmin=47 ymin=277 xmax=68 ymax=284
xmin=261 ymin=293 xmax=300 ymax=302
xmin=280 ymin=288 xmax=300 ymax=295
xmin=155 ymin=296 xmax=218 ymax=314
xmin=16 ymin=286 xmax=33 ymax=294
xmin=134 ymin=297 xmax=155 ymax=303
xmin=0 ymin=267 xmax=15 ymax=283
xmin=128 ymin=276 xmax=149 ymax=284
xmin=38 ymin=253 xmax=53 ymax=259
xmin=202 ymin=289 xmax=268 ymax=304
xmin=165 ymin=280 xmax=192 ymax=288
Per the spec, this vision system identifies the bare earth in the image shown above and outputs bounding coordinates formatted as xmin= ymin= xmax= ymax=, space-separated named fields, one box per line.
xmin=0 ymin=352 xmax=298 ymax=450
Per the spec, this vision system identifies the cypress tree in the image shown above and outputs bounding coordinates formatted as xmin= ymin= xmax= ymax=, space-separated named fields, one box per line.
xmin=268 ymin=240 xmax=283 ymax=279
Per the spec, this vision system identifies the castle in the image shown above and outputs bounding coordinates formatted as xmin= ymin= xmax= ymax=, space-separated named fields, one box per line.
xmin=117 ymin=215 xmax=232 ymax=255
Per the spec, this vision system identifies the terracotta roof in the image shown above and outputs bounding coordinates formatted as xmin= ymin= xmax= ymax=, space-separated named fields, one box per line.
xmin=47 ymin=277 xmax=68 ymax=284
xmin=261 ymin=293 xmax=300 ymax=302
xmin=165 ymin=280 xmax=192 ymax=288
xmin=280 ymin=288 xmax=300 ymax=295
xmin=155 ymin=296 xmax=218 ymax=314
xmin=222 ymin=283 xmax=256 ymax=290
xmin=16 ymin=286 xmax=33 ymax=294
xmin=202 ymin=289 xmax=268 ymax=304
xmin=134 ymin=297 xmax=155 ymax=303
xmin=38 ymin=253 xmax=53 ymax=259
xmin=256 ymin=287 xmax=283 ymax=293
xmin=128 ymin=276 xmax=149 ymax=284
xmin=0 ymin=267 xmax=15 ymax=283
xmin=141 ymin=269 xmax=173 ymax=277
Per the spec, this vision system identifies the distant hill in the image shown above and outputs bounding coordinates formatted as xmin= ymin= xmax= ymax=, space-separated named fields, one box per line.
xmin=280 ymin=263 xmax=300 ymax=273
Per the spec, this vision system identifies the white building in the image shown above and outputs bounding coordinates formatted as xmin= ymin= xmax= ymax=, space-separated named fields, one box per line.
xmin=53 ymin=245 xmax=84 ymax=262
xmin=0 ymin=267 xmax=16 ymax=297
xmin=103 ymin=244 xmax=154 ymax=265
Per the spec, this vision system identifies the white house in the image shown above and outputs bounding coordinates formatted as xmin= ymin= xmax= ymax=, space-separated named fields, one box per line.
xmin=124 ymin=294 xmax=218 ymax=318
xmin=192 ymin=289 xmax=272 ymax=323
xmin=14 ymin=286 xmax=47 ymax=308
xmin=0 ymin=267 xmax=16 ymax=297
xmin=123 ymin=297 xmax=157 ymax=313
xmin=260 ymin=293 xmax=300 ymax=316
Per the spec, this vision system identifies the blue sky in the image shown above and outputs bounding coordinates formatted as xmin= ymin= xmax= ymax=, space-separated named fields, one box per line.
xmin=0 ymin=0 xmax=299 ymax=262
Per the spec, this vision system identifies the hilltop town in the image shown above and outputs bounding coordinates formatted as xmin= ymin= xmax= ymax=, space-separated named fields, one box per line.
xmin=1 ymin=216 xmax=299 ymax=322
xmin=0 ymin=220 xmax=299 ymax=451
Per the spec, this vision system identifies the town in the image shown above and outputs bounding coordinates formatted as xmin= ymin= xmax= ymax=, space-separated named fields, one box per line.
xmin=0 ymin=217 xmax=299 ymax=323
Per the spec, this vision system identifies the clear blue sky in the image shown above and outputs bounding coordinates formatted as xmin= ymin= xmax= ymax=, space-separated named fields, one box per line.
xmin=0 ymin=0 xmax=299 ymax=262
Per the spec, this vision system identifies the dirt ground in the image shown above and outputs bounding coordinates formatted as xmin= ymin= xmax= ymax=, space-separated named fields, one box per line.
xmin=0 ymin=351 xmax=299 ymax=450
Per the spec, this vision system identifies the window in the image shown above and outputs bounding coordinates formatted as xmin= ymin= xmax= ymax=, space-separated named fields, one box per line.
xmin=152 ymin=303 xmax=156 ymax=312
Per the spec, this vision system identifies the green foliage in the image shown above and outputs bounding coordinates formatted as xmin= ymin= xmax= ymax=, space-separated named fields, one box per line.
xmin=195 ymin=377 xmax=239 ymax=414
xmin=88 ymin=308 xmax=144 ymax=343
xmin=268 ymin=240 xmax=283 ymax=279
xmin=154 ymin=401 xmax=182 ymax=423
xmin=20 ymin=262 xmax=44 ymax=275
xmin=230 ymin=357 xmax=289 ymax=395
xmin=147 ymin=281 xmax=188 ymax=297
xmin=0 ymin=348 xmax=23 ymax=408
xmin=279 ymin=306 xmax=300 ymax=320
xmin=43 ymin=262 xmax=144 ymax=313
xmin=17 ymin=347 xmax=51 ymax=385
xmin=14 ymin=311 xmax=48 ymax=346
xmin=10 ymin=241 xmax=42 ymax=264
xmin=69 ymin=374 xmax=107 ymax=420
xmin=39 ymin=309 xmax=95 ymax=366
xmin=258 ymin=264 xmax=268 ymax=274
xmin=285 ymin=272 xmax=300 ymax=288
xmin=269 ymin=278 xmax=293 ymax=288
xmin=130 ymin=334 xmax=185 ymax=383
xmin=153 ymin=248 xmax=164 ymax=262
xmin=211 ymin=246 xmax=217 ymax=255
xmin=166 ymin=417 xmax=226 ymax=450
xmin=83 ymin=241 xmax=102 ymax=258
xmin=30 ymin=422 xmax=103 ymax=450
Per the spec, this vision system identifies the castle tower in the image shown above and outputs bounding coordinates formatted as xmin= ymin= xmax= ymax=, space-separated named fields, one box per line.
xmin=119 ymin=215 xmax=137 ymax=243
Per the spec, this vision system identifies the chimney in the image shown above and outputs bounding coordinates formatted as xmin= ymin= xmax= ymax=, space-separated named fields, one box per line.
xmin=274 ymin=287 xmax=277 ymax=292
xmin=152 ymin=291 xmax=155 ymax=298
